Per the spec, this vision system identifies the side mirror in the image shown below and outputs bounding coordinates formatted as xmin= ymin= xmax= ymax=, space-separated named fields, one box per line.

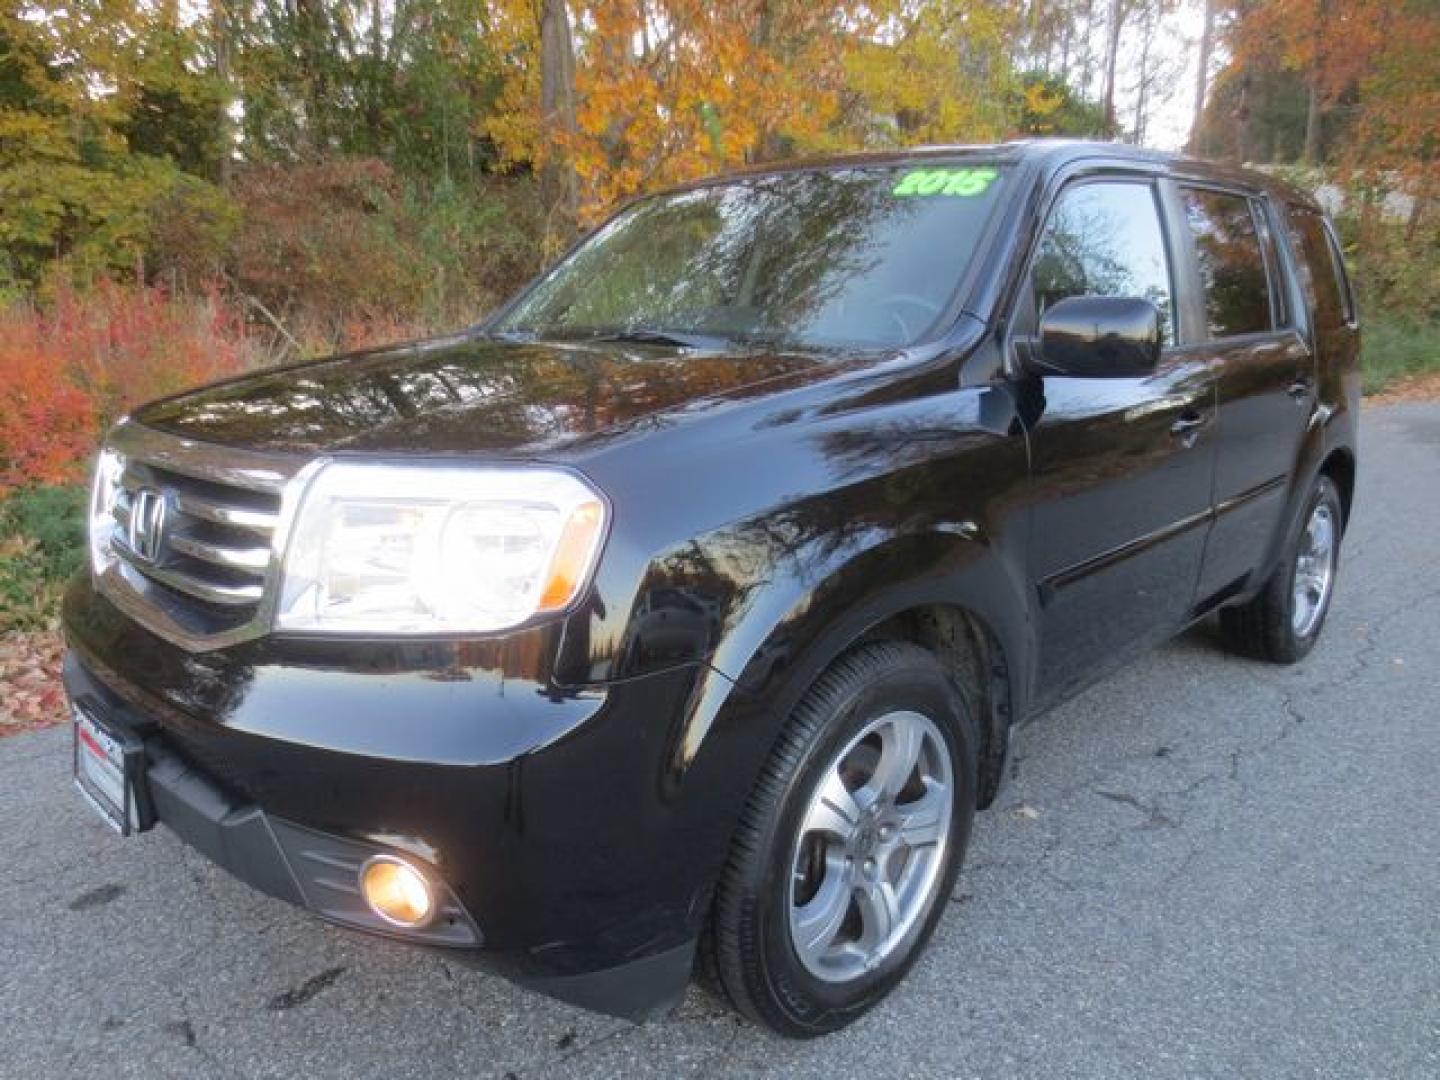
xmin=1034 ymin=296 xmax=1161 ymax=378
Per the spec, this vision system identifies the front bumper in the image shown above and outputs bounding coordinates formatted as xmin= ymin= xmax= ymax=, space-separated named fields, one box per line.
xmin=67 ymin=653 xmax=481 ymax=945
xmin=61 ymin=576 xmax=717 ymax=1020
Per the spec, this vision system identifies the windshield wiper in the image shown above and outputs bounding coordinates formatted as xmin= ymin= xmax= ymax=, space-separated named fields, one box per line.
xmin=494 ymin=325 xmax=794 ymax=351
xmin=573 ymin=327 xmax=729 ymax=349
xmin=485 ymin=327 xmax=538 ymax=343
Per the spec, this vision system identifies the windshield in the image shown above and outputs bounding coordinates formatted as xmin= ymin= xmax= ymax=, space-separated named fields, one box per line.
xmin=494 ymin=164 xmax=1008 ymax=350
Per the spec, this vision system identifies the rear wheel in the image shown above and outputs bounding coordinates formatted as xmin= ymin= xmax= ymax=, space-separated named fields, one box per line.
xmin=1220 ymin=474 xmax=1344 ymax=663
xmin=710 ymin=642 xmax=976 ymax=1037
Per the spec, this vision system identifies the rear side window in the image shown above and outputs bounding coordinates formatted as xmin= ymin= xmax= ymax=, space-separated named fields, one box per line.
xmin=1288 ymin=206 xmax=1354 ymax=329
xmin=1027 ymin=181 xmax=1176 ymax=344
xmin=1182 ymin=188 xmax=1273 ymax=338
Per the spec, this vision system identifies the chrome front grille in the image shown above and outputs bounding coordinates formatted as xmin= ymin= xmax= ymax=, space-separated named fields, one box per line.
xmin=113 ymin=462 xmax=279 ymax=609
xmin=96 ymin=421 xmax=309 ymax=650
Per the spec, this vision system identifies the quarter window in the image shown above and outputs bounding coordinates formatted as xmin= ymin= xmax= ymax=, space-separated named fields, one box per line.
xmin=1288 ymin=206 xmax=1354 ymax=329
xmin=1027 ymin=181 xmax=1176 ymax=345
xmin=1182 ymin=188 xmax=1273 ymax=338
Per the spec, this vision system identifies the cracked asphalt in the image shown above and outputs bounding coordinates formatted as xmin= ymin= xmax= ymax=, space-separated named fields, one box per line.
xmin=2 ymin=403 xmax=1437 ymax=1079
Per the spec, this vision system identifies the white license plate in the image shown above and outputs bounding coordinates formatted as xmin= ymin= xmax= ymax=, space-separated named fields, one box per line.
xmin=73 ymin=707 xmax=136 ymax=834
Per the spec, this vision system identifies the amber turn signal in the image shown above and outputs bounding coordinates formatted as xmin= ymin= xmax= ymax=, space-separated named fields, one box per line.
xmin=537 ymin=500 xmax=606 ymax=612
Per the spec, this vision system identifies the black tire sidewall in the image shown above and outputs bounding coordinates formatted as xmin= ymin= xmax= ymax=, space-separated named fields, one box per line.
xmin=747 ymin=649 xmax=977 ymax=1033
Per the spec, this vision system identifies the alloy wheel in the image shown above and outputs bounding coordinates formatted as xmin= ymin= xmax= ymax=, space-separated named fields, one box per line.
xmin=787 ymin=709 xmax=954 ymax=983
xmin=1292 ymin=501 xmax=1338 ymax=638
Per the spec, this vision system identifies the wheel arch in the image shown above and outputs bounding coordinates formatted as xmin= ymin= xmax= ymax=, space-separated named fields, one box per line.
xmin=1318 ymin=445 xmax=1356 ymax=529
xmin=848 ymin=604 xmax=1015 ymax=809
xmin=669 ymin=529 xmax=1033 ymax=836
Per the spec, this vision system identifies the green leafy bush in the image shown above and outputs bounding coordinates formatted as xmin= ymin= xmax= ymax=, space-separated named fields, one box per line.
xmin=0 ymin=485 xmax=87 ymax=632
xmin=230 ymin=159 xmax=542 ymax=349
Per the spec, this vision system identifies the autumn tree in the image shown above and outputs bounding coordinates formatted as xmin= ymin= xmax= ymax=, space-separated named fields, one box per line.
xmin=0 ymin=3 xmax=233 ymax=287
xmin=537 ymin=0 xmax=578 ymax=246
xmin=1227 ymin=0 xmax=1382 ymax=164
xmin=1188 ymin=0 xmax=1217 ymax=151
xmin=489 ymin=1 xmax=862 ymax=225
xmin=843 ymin=0 xmax=1016 ymax=146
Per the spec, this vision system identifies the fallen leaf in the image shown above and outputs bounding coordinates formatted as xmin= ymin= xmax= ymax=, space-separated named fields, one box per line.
xmin=0 ymin=628 xmax=67 ymax=736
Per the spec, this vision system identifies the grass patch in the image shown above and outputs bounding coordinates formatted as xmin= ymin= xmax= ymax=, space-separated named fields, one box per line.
xmin=1361 ymin=316 xmax=1440 ymax=396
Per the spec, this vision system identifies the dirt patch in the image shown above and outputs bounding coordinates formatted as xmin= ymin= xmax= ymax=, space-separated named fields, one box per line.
xmin=1368 ymin=370 xmax=1440 ymax=406
xmin=0 ymin=628 xmax=66 ymax=736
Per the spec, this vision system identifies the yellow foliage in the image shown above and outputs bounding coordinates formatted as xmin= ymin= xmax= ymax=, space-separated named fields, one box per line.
xmin=486 ymin=1 xmax=937 ymax=223
xmin=1024 ymin=81 xmax=1064 ymax=119
xmin=842 ymin=1 xmax=1016 ymax=148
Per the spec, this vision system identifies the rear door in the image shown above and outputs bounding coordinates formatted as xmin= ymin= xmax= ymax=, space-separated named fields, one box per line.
xmin=1014 ymin=176 xmax=1218 ymax=702
xmin=1182 ymin=186 xmax=1315 ymax=601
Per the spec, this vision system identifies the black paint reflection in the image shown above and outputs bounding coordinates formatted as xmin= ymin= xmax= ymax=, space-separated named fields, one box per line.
xmin=135 ymin=336 xmax=831 ymax=455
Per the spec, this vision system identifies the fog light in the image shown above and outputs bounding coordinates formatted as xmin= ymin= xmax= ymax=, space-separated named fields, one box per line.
xmin=359 ymin=855 xmax=435 ymax=928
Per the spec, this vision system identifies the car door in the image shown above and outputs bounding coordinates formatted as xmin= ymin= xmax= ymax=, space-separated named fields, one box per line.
xmin=1180 ymin=186 xmax=1315 ymax=601
xmin=1013 ymin=176 xmax=1218 ymax=702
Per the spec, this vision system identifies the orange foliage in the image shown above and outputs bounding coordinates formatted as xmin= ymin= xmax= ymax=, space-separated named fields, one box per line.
xmin=0 ymin=333 xmax=96 ymax=491
xmin=1230 ymin=0 xmax=1438 ymax=196
xmin=0 ymin=285 xmax=257 ymax=491
xmin=1231 ymin=0 xmax=1383 ymax=101
xmin=489 ymin=0 xmax=859 ymax=224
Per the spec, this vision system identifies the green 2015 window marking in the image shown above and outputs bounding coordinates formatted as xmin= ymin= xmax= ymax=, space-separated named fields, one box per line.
xmin=893 ymin=167 xmax=999 ymax=197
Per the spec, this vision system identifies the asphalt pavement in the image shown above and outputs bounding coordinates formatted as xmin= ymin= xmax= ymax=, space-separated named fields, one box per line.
xmin=2 ymin=403 xmax=1437 ymax=1080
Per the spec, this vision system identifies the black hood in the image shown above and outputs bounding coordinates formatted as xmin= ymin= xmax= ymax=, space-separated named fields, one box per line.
xmin=131 ymin=334 xmax=869 ymax=458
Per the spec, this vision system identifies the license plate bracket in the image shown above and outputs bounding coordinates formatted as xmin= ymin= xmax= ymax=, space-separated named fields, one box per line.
xmin=73 ymin=705 xmax=154 ymax=836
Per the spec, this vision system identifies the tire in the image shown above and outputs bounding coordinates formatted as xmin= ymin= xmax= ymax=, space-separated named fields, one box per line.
xmin=1220 ymin=474 xmax=1344 ymax=664
xmin=709 ymin=642 xmax=978 ymax=1037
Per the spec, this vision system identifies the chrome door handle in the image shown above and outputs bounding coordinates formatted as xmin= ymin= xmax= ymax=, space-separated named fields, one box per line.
xmin=1170 ymin=412 xmax=1206 ymax=434
xmin=1288 ymin=378 xmax=1313 ymax=401
xmin=1170 ymin=410 xmax=1207 ymax=447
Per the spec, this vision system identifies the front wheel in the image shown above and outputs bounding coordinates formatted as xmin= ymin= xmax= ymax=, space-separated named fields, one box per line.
xmin=1220 ymin=474 xmax=1344 ymax=663
xmin=709 ymin=642 xmax=977 ymax=1037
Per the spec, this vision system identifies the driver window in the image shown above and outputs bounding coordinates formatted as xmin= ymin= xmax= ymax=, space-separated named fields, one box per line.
xmin=1023 ymin=181 xmax=1176 ymax=345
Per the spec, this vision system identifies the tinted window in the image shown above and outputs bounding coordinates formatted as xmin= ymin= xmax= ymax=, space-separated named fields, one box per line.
xmin=1183 ymin=189 xmax=1273 ymax=338
xmin=1288 ymin=207 xmax=1353 ymax=328
xmin=496 ymin=165 xmax=1008 ymax=349
xmin=1029 ymin=181 xmax=1175 ymax=344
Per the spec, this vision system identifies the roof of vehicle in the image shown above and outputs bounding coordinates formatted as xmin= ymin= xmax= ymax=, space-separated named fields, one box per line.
xmin=696 ymin=139 xmax=1321 ymax=212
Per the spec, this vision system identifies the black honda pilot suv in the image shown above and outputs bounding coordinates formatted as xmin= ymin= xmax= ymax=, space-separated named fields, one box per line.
xmin=64 ymin=141 xmax=1359 ymax=1036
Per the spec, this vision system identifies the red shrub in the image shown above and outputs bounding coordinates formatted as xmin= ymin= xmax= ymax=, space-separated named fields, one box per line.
xmin=0 ymin=334 xmax=96 ymax=490
xmin=0 ymin=284 xmax=258 ymax=492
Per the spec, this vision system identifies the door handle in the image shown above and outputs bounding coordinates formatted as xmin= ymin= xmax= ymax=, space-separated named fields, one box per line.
xmin=1256 ymin=340 xmax=1310 ymax=363
xmin=1170 ymin=411 xmax=1205 ymax=433
xmin=1170 ymin=410 xmax=1207 ymax=447
xmin=1288 ymin=377 xmax=1313 ymax=402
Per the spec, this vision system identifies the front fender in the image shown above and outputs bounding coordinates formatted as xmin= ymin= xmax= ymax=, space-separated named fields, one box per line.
xmin=640 ymin=519 xmax=1034 ymax=939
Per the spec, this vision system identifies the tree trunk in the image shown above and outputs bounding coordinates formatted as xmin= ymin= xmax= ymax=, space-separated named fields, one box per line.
xmin=1234 ymin=74 xmax=1252 ymax=165
xmin=1188 ymin=0 xmax=1215 ymax=153
xmin=1405 ymin=169 xmax=1431 ymax=243
xmin=1078 ymin=0 xmax=1096 ymax=97
xmin=749 ymin=1 xmax=792 ymax=163
xmin=213 ymin=0 xmax=233 ymax=188
xmin=1100 ymin=0 xmax=1125 ymax=135
xmin=1133 ymin=9 xmax=1155 ymax=145
xmin=539 ymin=0 xmax=579 ymax=250
xmin=1302 ymin=0 xmax=1327 ymax=164
xmin=1302 ymin=81 xmax=1323 ymax=164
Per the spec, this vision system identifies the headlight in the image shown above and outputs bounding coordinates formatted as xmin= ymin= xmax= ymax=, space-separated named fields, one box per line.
xmin=275 ymin=463 xmax=606 ymax=634
xmin=89 ymin=448 xmax=125 ymax=575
